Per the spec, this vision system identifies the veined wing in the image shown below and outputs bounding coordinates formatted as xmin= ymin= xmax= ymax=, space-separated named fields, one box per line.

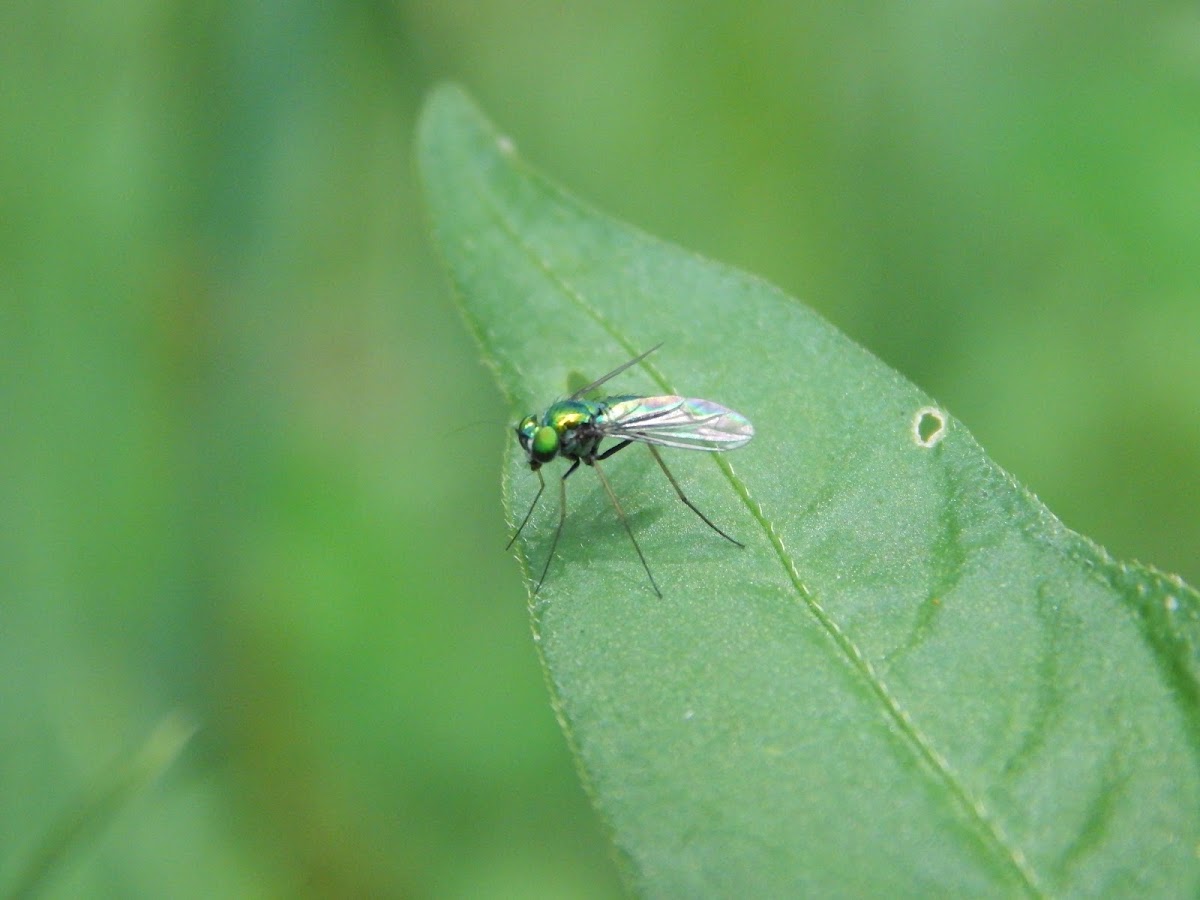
xmin=603 ymin=395 xmax=754 ymax=451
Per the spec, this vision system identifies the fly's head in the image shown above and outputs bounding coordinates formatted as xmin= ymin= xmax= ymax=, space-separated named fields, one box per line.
xmin=516 ymin=414 xmax=558 ymax=470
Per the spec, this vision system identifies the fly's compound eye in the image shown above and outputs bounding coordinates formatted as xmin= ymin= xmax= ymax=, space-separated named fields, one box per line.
xmin=531 ymin=425 xmax=559 ymax=464
xmin=516 ymin=415 xmax=538 ymax=453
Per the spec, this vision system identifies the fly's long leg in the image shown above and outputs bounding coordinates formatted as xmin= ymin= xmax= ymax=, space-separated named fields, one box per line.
xmin=534 ymin=459 xmax=580 ymax=594
xmin=590 ymin=458 xmax=662 ymax=598
xmin=646 ymin=445 xmax=744 ymax=547
xmin=594 ymin=438 xmax=633 ymax=462
xmin=569 ymin=345 xmax=662 ymax=400
xmin=507 ymin=468 xmax=546 ymax=550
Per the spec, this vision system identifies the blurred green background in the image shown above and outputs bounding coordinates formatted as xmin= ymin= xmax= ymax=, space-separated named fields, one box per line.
xmin=3 ymin=2 xmax=1198 ymax=897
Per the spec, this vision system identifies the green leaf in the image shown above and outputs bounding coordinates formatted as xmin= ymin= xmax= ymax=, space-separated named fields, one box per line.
xmin=417 ymin=84 xmax=1200 ymax=897
xmin=6 ymin=714 xmax=197 ymax=899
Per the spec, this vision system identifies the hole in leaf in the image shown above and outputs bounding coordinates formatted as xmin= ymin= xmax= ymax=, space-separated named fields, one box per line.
xmin=913 ymin=407 xmax=947 ymax=448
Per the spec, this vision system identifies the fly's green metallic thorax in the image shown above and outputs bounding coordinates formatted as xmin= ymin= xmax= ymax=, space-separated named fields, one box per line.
xmin=517 ymin=398 xmax=610 ymax=468
xmin=544 ymin=398 xmax=602 ymax=431
xmin=549 ymin=398 xmax=606 ymax=460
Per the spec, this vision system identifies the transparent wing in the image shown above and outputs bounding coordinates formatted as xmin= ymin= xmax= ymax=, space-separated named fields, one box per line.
xmin=603 ymin=396 xmax=754 ymax=451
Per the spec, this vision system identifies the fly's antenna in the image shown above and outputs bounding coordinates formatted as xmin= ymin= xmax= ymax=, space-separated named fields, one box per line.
xmin=570 ymin=343 xmax=663 ymax=399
